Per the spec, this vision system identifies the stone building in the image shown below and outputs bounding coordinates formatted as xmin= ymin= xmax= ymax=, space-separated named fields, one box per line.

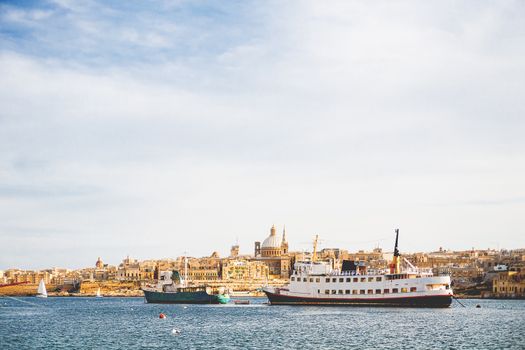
xmin=252 ymin=225 xmax=292 ymax=279
xmin=168 ymin=253 xmax=222 ymax=282
xmin=116 ymin=256 xmax=154 ymax=281
xmin=492 ymin=269 xmax=525 ymax=298
xmin=230 ymin=244 xmax=240 ymax=258
xmin=222 ymin=259 xmax=269 ymax=280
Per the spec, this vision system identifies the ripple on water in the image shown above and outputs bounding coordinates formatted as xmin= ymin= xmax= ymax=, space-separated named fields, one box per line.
xmin=0 ymin=297 xmax=524 ymax=349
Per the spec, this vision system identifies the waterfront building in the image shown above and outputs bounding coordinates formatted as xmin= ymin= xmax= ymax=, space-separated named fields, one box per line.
xmin=222 ymin=259 xmax=269 ymax=280
xmin=187 ymin=253 xmax=222 ymax=281
xmin=167 ymin=253 xmax=222 ymax=282
xmin=117 ymin=256 xmax=153 ymax=281
xmin=492 ymin=269 xmax=525 ymax=298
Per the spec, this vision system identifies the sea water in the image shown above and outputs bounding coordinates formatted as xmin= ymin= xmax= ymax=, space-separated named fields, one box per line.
xmin=0 ymin=297 xmax=524 ymax=349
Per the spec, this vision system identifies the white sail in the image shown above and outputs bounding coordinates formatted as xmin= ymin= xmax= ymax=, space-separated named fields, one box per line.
xmin=37 ymin=279 xmax=47 ymax=298
xmin=96 ymin=287 xmax=102 ymax=297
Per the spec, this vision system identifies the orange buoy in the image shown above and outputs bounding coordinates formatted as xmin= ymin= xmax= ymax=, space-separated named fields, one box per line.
xmin=159 ymin=313 xmax=166 ymax=319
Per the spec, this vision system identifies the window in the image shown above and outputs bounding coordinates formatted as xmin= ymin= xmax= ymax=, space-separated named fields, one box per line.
xmin=339 ymin=290 xmax=343 ymax=294
xmin=326 ymin=278 xmax=330 ymax=283
xmin=291 ymin=277 xmax=295 ymax=281
xmin=339 ymin=278 xmax=344 ymax=282
xmin=303 ymin=278 xmax=307 ymax=282
xmin=393 ymin=288 xmax=399 ymax=293
xmin=410 ymin=287 xmax=417 ymax=292
xmin=360 ymin=290 xmax=365 ymax=294
xmin=332 ymin=290 xmax=336 ymax=294
xmin=332 ymin=278 xmax=337 ymax=283
xmin=352 ymin=290 xmax=358 ymax=294
xmin=346 ymin=278 xmax=351 ymax=282
xmin=401 ymin=288 xmax=408 ymax=293
xmin=353 ymin=278 xmax=358 ymax=282
xmin=367 ymin=289 xmax=373 ymax=294
xmin=318 ymin=289 xmax=320 ymax=294
xmin=384 ymin=289 xmax=389 ymax=294
xmin=325 ymin=290 xmax=330 ymax=294
xmin=375 ymin=289 xmax=381 ymax=294
xmin=316 ymin=278 xmax=320 ymax=283
xmin=376 ymin=277 xmax=382 ymax=282
xmin=310 ymin=278 xmax=313 ymax=282
xmin=345 ymin=290 xmax=351 ymax=294
xmin=360 ymin=278 xmax=366 ymax=282
xmin=368 ymin=277 xmax=374 ymax=282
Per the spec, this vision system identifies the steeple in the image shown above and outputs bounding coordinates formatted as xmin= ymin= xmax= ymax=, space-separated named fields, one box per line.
xmin=270 ymin=224 xmax=276 ymax=236
xmin=281 ymin=225 xmax=289 ymax=254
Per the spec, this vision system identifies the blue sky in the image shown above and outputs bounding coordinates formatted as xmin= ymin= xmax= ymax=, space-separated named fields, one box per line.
xmin=1 ymin=0 xmax=524 ymax=269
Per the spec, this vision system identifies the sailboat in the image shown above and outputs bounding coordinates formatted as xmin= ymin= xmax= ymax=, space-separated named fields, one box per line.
xmin=96 ymin=287 xmax=103 ymax=298
xmin=36 ymin=279 xmax=47 ymax=298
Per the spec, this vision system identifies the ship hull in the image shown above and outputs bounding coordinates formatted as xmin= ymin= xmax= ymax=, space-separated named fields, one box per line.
xmin=264 ymin=290 xmax=452 ymax=308
xmin=143 ymin=289 xmax=229 ymax=304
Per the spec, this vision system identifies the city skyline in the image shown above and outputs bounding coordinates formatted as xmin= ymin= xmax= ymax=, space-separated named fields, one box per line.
xmin=1 ymin=1 xmax=525 ymax=269
xmin=2 ymin=223 xmax=523 ymax=271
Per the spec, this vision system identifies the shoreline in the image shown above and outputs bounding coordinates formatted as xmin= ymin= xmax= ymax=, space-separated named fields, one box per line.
xmin=2 ymin=293 xmax=524 ymax=300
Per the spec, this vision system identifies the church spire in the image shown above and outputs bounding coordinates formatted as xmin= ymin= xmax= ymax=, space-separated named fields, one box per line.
xmin=282 ymin=225 xmax=287 ymax=243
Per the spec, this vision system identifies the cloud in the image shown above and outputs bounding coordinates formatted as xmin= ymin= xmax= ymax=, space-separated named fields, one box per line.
xmin=0 ymin=0 xmax=524 ymax=269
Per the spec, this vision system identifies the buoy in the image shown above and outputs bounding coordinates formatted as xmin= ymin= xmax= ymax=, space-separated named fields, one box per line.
xmin=183 ymin=306 xmax=188 ymax=309
xmin=159 ymin=313 xmax=167 ymax=319
xmin=171 ymin=328 xmax=181 ymax=335
xmin=476 ymin=304 xmax=481 ymax=308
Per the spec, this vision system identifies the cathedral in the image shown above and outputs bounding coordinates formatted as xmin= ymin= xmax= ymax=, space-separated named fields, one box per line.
xmin=253 ymin=225 xmax=291 ymax=279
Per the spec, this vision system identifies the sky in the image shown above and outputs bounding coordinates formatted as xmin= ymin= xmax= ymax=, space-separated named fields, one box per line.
xmin=1 ymin=0 xmax=524 ymax=270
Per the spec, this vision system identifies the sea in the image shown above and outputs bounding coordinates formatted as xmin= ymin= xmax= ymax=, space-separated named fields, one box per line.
xmin=0 ymin=297 xmax=524 ymax=349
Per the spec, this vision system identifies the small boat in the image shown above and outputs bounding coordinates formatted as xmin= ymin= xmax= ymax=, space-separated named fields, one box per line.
xmin=234 ymin=300 xmax=250 ymax=305
xmin=96 ymin=287 xmax=103 ymax=298
xmin=36 ymin=279 xmax=47 ymax=298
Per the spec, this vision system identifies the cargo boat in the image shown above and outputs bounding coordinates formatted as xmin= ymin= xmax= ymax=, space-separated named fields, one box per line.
xmin=142 ymin=261 xmax=229 ymax=304
xmin=263 ymin=230 xmax=453 ymax=307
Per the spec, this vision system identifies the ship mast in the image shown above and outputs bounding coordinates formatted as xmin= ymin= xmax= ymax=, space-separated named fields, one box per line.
xmin=184 ymin=256 xmax=188 ymax=287
xmin=312 ymin=235 xmax=319 ymax=262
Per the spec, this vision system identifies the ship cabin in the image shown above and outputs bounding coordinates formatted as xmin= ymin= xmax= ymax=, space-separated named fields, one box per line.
xmin=288 ymin=260 xmax=450 ymax=296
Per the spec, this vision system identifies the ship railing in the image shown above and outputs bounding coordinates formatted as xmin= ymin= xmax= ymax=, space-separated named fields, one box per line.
xmin=402 ymin=267 xmax=434 ymax=276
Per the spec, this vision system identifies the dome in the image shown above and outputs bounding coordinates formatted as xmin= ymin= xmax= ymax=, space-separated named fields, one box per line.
xmin=262 ymin=234 xmax=282 ymax=248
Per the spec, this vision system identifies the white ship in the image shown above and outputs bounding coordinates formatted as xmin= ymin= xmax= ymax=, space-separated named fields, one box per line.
xmin=263 ymin=230 xmax=453 ymax=307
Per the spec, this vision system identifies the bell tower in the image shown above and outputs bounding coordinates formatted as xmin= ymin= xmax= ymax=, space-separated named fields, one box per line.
xmin=281 ymin=226 xmax=288 ymax=254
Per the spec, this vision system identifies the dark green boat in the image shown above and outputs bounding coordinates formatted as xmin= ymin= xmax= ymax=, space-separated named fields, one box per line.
xmin=143 ymin=286 xmax=230 ymax=304
xmin=142 ymin=270 xmax=230 ymax=304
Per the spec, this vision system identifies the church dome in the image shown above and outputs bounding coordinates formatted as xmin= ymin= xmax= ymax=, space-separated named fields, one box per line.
xmin=262 ymin=234 xmax=282 ymax=249
xmin=261 ymin=225 xmax=282 ymax=249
